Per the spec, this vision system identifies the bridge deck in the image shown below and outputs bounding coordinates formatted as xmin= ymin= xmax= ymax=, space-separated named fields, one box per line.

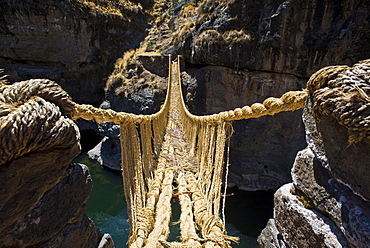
xmin=128 ymin=57 xmax=235 ymax=247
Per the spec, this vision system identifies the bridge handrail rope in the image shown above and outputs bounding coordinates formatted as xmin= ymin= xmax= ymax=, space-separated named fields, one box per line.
xmin=70 ymin=79 xmax=308 ymax=125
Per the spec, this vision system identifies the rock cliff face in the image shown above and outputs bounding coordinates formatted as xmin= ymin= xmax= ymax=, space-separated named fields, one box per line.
xmin=0 ymin=0 xmax=149 ymax=106
xmin=167 ymin=0 xmax=370 ymax=77
xmin=258 ymin=61 xmax=370 ymax=247
xmin=135 ymin=0 xmax=370 ymax=76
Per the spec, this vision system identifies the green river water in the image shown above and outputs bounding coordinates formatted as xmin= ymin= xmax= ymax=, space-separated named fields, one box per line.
xmin=74 ymin=153 xmax=273 ymax=248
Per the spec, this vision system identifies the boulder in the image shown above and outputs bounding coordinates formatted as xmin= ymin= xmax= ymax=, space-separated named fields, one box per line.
xmin=273 ymin=183 xmax=348 ymax=248
xmin=0 ymin=163 xmax=99 ymax=247
xmin=257 ymin=219 xmax=288 ymax=248
xmin=98 ymin=234 xmax=115 ymax=248
xmin=88 ymin=136 xmax=122 ymax=171
xmin=0 ymin=147 xmax=79 ymax=240
xmin=41 ymin=215 xmax=100 ymax=248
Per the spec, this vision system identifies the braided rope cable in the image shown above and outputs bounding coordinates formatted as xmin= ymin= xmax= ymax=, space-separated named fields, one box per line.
xmin=307 ymin=59 xmax=370 ymax=143
xmin=0 ymin=79 xmax=75 ymax=117
xmin=71 ymin=90 xmax=308 ymax=125
xmin=177 ymin=171 xmax=202 ymax=247
xmin=185 ymin=171 xmax=239 ymax=247
xmin=0 ymin=79 xmax=79 ymax=166
xmin=143 ymin=169 xmax=173 ymax=247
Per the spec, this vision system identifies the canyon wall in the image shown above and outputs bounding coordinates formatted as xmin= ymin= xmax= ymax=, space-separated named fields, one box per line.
xmin=0 ymin=0 xmax=149 ymax=106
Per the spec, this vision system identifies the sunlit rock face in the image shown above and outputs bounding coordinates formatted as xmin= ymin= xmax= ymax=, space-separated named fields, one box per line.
xmin=169 ymin=0 xmax=370 ymax=77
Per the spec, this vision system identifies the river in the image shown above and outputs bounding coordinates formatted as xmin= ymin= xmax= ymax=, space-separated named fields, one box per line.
xmin=74 ymin=154 xmax=273 ymax=248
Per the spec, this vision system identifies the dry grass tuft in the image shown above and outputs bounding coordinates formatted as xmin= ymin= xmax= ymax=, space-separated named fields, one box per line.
xmin=73 ymin=0 xmax=143 ymax=18
xmin=115 ymin=49 xmax=136 ymax=71
xmin=180 ymin=2 xmax=197 ymax=18
xmin=223 ymin=30 xmax=251 ymax=44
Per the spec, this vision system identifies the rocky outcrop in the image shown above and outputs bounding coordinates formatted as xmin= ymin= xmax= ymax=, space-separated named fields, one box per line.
xmin=87 ymin=53 xmax=169 ymax=170
xmin=258 ymin=219 xmax=287 ymax=248
xmin=270 ymin=183 xmax=347 ymax=247
xmin=0 ymin=79 xmax=112 ymax=247
xmin=0 ymin=0 xmax=149 ymax=105
xmin=88 ymin=136 xmax=121 ymax=170
xmin=258 ymin=61 xmax=370 ymax=247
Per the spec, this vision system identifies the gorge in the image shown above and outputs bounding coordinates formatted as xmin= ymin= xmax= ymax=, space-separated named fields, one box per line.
xmin=1 ymin=0 xmax=369 ymax=247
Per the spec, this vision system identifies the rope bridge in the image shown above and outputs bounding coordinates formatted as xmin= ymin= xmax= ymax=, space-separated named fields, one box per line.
xmin=71 ymin=56 xmax=306 ymax=247
xmin=2 ymin=55 xmax=368 ymax=247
